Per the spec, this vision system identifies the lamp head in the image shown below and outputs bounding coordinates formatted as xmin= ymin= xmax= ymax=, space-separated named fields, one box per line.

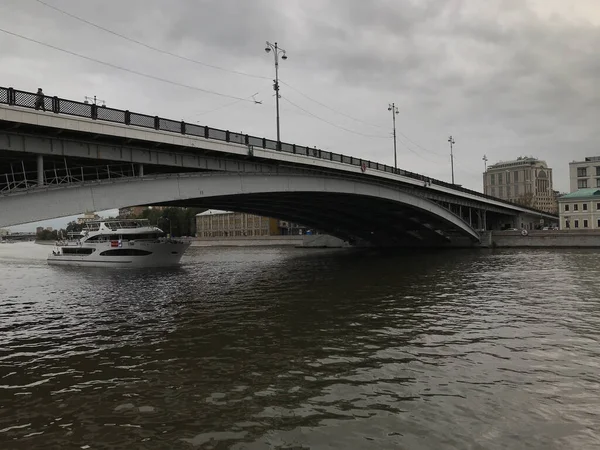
xmin=281 ymin=53 xmax=287 ymax=60
xmin=265 ymin=47 xmax=271 ymax=53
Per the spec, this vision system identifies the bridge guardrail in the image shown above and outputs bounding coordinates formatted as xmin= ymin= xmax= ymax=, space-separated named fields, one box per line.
xmin=0 ymin=162 xmax=139 ymax=193
xmin=0 ymin=86 xmax=552 ymax=216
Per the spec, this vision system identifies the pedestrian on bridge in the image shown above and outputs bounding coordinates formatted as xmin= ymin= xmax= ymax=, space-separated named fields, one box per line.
xmin=34 ymin=88 xmax=46 ymax=111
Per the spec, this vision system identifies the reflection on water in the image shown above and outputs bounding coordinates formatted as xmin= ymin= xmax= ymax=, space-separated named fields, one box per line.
xmin=1 ymin=243 xmax=600 ymax=449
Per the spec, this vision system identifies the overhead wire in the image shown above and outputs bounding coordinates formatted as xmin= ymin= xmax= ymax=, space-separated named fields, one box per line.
xmin=32 ymin=0 xmax=451 ymax=159
xmin=32 ymin=0 xmax=270 ymax=80
xmin=29 ymin=0 xmax=452 ymax=162
xmin=0 ymin=27 xmax=259 ymax=103
xmin=279 ymin=79 xmax=387 ymax=131
xmin=193 ymin=95 xmax=256 ymax=119
xmin=280 ymin=96 xmax=390 ymax=139
xmin=280 ymin=79 xmax=447 ymax=158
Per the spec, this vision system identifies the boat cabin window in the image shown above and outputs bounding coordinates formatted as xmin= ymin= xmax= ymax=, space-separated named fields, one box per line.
xmin=85 ymin=233 xmax=164 ymax=241
xmin=62 ymin=247 xmax=95 ymax=255
xmin=99 ymin=249 xmax=153 ymax=256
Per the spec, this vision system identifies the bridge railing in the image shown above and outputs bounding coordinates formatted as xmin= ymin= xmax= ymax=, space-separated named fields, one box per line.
xmin=0 ymin=162 xmax=139 ymax=193
xmin=0 ymin=86 xmax=551 ymax=216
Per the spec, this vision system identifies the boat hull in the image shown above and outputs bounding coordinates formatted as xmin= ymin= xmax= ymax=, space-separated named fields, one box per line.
xmin=47 ymin=241 xmax=191 ymax=268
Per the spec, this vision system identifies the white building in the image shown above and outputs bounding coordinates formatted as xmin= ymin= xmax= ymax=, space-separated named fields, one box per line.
xmin=558 ymin=188 xmax=600 ymax=230
xmin=483 ymin=157 xmax=557 ymax=214
xmin=569 ymin=156 xmax=600 ymax=192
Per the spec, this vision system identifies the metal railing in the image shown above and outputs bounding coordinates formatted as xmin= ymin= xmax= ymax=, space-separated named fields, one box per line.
xmin=0 ymin=162 xmax=138 ymax=193
xmin=0 ymin=86 xmax=553 ymax=216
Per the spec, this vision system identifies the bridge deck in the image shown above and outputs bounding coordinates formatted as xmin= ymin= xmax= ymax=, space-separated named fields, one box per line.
xmin=0 ymin=86 xmax=557 ymax=219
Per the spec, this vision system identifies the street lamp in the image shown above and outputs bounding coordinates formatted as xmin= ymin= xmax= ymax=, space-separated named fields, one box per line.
xmin=448 ymin=135 xmax=456 ymax=184
xmin=264 ymin=41 xmax=287 ymax=143
xmin=482 ymin=154 xmax=488 ymax=195
xmin=388 ymin=103 xmax=399 ymax=170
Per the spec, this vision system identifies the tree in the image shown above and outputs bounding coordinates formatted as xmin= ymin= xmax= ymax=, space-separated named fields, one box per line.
xmin=65 ymin=221 xmax=83 ymax=233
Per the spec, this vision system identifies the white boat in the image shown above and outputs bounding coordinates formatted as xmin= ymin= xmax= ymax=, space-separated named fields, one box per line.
xmin=47 ymin=219 xmax=191 ymax=267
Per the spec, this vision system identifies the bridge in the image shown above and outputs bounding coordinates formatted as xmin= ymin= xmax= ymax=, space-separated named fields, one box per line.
xmin=0 ymin=86 xmax=557 ymax=247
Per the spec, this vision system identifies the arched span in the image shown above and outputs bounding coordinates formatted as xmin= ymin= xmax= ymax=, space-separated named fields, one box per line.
xmin=0 ymin=172 xmax=480 ymax=243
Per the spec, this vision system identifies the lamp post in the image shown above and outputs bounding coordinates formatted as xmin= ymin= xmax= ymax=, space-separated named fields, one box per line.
xmin=448 ymin=135 xmax=456 ymax=184
xmin=482 ymin=154 xmax=488 ymax=195
xmin=264 ymin=41 xmax=287 ymax=144
xmin=388 ymin=103 xmax=399 ymax=170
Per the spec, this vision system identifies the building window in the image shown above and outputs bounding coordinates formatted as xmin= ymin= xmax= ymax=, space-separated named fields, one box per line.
xmin=506 ymin=173 xmax=510 ymax=184
xmin=584 ymin=219 xmax=589 ymax=228
xmin=574 ymin=204 xmax=579 ymax=211
xmin=491 ymin=187 xmax=496 ymax=196
xmin=564 ymin=204 xmax=569 ymax=212
xmin=575 ymin=220 xmax=579 ymax=228
xmin=498 ymin=174 xmax=503 ymax=184
xmin=514 ymin=171 xmax=519 ymax=182
xmin=596 ymin=167 xmax=600 ymax=177
xmin=578 ymin=179 xmax=588 ymax=189
xmin=597 ymin=203 xmax=600 ymax=210
xmin=514 ymin=185 xmax=519 ymax=195
xmin=597 ymin=219 xmax=600 ymax=228
xmin=499 ymin=186 xmax=503 ymax=197
xmin=583 ymin=203 xmax=588 ymax=211
xmin=578 ymin=167 xmax=587 ymax=177
xmin=490 ymin=174 xmax=495 ymax=185
xmin=507 ymin=186 xmax=511 ymax=197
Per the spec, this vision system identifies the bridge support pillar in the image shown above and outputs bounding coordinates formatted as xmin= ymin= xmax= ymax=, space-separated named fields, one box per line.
xmin=138 ymin=164 xmax=144 ymax=177
xmin=37 ymin=154 xmax=44 ymax=186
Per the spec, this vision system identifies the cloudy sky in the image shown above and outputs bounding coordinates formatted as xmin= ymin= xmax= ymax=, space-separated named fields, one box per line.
xmin=2 ymin=0 xmax=600 ymax=229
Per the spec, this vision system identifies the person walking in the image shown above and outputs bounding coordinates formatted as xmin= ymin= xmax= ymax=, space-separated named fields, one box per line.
xmin=34 ymin=88 xmax=46 ymax=111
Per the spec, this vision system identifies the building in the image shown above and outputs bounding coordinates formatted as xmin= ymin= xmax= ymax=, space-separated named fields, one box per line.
xmin=558 ymin=189 xmax=600 ymax=230
xmin=569 ymin=156 xmax=600 ymax=192
xmin=195 ymin=210 xmax=311 ymax=238
xmin=77 ymin=211 xmax=100 ymax=224
xmin=196 ymin=210 xmax=278 ymax=238
xmin=483 ymin=157 xmax=557 ymax=214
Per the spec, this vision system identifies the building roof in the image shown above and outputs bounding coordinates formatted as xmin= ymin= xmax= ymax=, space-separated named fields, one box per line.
xmin=559 ymin=189 xmax=600 ymax=200
xmin=569 ymin=156 xmax=600 ymax=164
xmin=487 ymin=156 xmax=548 ymax=170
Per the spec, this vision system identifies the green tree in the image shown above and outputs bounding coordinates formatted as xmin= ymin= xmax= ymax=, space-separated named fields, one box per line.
xmin=65 ymin=221 xmax=83 ymax=233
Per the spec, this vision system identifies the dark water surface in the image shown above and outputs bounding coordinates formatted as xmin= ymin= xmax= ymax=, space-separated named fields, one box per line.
xmin=1 ymin=242 xmax=600 ymax=449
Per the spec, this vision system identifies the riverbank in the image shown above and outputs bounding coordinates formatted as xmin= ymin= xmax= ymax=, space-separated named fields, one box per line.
xmin=486 ymin=230 xmax=600 ymax=248
xmin=191 ymin=235 xmax=349 ymax=248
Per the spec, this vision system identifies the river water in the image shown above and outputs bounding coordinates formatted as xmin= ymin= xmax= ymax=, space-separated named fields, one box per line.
xmin=0 ymin=242 xmax=599 ymax=449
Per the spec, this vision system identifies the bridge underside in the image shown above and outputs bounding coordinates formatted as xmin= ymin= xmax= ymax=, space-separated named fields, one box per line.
xmin=155 ymin=192 xmax=472 ymax=247
xmin=0 ymin=171 xmax=483 ymax=247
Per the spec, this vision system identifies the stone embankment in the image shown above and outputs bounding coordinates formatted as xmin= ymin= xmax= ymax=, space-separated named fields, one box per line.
xmin=484 ymin=230 xmax=600 ymax=248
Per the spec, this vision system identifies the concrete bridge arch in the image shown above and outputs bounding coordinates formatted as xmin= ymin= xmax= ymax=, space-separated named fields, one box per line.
xmin=0 ymin=172 xmax=481 ymax=245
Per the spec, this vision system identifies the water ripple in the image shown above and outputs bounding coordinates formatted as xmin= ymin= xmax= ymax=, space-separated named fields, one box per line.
xmin=0 ymin=245 xmax=600 ymax=448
